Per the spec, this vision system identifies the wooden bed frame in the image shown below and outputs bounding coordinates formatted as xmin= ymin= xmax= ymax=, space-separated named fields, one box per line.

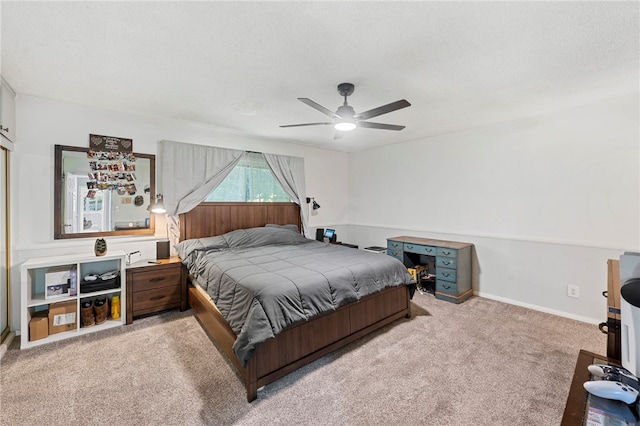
xmin=179 ymin=202 xmax=412 ymax=402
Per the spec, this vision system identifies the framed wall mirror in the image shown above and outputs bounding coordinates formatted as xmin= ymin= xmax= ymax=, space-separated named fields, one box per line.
xmin=54 ymin=145 xmax=156 ymax=239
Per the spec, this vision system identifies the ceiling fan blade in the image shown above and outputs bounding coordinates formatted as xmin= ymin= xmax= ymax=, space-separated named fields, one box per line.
xmin=298 ymin=98 xmax=341 ymax=119
xmin=355 ymin=99 xmax=411 ymax=121
xmin=358 ymin=121 xmax=406 ymax=131
xmin=279 ymin=122 xmax=333 ymax=128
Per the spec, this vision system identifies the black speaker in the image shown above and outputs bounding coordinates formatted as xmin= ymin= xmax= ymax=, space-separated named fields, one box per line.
xmin=156 ymin=240 xmax=170 ymax=259
xmin=315 ymin=228 xmax=324 ymax=242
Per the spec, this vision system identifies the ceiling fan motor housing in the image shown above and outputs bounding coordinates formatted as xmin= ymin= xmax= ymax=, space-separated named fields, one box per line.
xmin=337 ymin=83 xmax=355 ymax=97
xmin=336 ymin=105 xmax=355 ymax=120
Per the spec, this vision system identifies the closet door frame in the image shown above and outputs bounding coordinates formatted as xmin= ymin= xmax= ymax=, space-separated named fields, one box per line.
xmin=1 ymin=144 xmax=10 ymax=342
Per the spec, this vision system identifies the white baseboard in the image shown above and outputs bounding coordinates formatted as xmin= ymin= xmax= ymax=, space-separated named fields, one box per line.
xmin=475 ymin=291 xmax=602 ymax=325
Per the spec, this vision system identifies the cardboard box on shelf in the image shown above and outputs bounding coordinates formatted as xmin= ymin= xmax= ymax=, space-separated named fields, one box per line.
xmin=48 ymin=301 xmax=77 ymax=335
xmin=29 ymin=310 xmax=49 ymax=341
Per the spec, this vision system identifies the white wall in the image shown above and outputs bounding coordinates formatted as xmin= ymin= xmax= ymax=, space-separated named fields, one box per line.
xmin=11 ymin=92 xmax=637 ymax=331
xmin=10 ymin=95 xmax=349 ymax=332
xmin=347 ymin=94 xmax=639 ymax=323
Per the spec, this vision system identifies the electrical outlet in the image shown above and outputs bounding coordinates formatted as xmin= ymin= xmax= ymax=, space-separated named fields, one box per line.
xmin=568 ymin=285 xmax=580 ymax=298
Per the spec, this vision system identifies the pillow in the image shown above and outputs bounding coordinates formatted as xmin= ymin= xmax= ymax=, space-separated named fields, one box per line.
xmin=174 ymin=226 xmax=307 ymax=258
xmin=265 ymin=223 xmax=300 ymax=234
xmin=173 ymin=235 xmax=229 ymax=259
xmin=223 ymin=226 xmax=308 ymax=248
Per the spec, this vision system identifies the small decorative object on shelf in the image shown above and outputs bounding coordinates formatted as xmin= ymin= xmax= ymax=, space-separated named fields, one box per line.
xmin=94 ymin=238 xmax=107 ymax=256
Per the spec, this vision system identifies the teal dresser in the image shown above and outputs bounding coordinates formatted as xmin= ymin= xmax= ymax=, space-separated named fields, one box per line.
xmin=387 ymin=236 xmax=473 ymax=304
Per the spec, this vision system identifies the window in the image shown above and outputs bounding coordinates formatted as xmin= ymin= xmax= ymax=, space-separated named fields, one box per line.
xmin=205 ymin=152 xmax=292 ymax=202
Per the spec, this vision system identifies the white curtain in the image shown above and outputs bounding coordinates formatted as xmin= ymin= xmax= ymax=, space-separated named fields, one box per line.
xmin=158 ymin=140 xmax=245 ymax=246
xmin=263 ymin=153 xmax=309 ymax=237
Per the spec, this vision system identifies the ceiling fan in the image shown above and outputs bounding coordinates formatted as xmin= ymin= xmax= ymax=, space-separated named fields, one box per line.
xmin=280 ymin=83 xmax=411 ymax=138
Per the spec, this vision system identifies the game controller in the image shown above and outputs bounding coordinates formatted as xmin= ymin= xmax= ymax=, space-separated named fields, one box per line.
xmin=589 ymin=364 xmax=637 ymax=381
xmin=583 ymin=380 xmax=639 ymax=405
xmin=588 ymin=364 xmax=639 ymax=389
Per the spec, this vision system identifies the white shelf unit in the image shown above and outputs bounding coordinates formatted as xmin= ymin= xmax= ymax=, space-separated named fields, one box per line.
xmin=20 ymin=251 xmax=126 ymax=349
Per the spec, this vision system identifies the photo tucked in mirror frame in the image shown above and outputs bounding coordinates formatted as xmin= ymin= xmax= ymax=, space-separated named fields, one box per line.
xmin=54 ymin=145 xmax=156 ymax=239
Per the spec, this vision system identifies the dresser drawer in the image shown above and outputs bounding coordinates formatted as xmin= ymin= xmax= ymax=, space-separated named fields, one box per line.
xmin=436 ymin=280 xmax=458 ymax=295
xmin=436 ymin=268 xmax=457 ymax=282
xmin=131 ymin=268 xmax=181 ymax=292
xmin=132 ymin=285 xmax=181 ymax=312
xmin=387 ymin=240 xmax=403 ymax=251
xmin=404 ymin=243 xmax=436 ymax=255
xmin=436 ymin=247 xmax=457 ymax=258
xmin=387 ymin=250 xmax=403 ymax=261
xmin=436 ymin=256 xmax=457 ymax=269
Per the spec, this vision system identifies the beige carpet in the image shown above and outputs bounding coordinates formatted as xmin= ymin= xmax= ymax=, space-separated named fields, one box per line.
xmin=0 ymin=293 xmax=605 ymax=425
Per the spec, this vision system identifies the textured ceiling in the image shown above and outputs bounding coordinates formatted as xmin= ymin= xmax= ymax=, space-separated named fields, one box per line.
xmin=2 ymin=1 xmax=638 ymax=152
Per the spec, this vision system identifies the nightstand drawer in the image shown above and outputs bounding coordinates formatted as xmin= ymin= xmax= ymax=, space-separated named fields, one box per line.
xmin=126 ymin=258 xmax=186 ymax=325
xmin=132 ymin=286 xmax=181 ymax=312
xmin=131 ymin=268 xmax=181 ymax=292
xmin=404 ymin=243 xmax=436 ymax=255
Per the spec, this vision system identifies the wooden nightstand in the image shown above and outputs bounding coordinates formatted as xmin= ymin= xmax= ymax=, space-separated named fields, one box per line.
xmin=125 ymin=257 xmax=187 ymax=324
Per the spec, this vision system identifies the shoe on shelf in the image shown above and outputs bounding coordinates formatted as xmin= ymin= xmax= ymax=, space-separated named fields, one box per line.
xmin=94 ymin=297 xmax=109 ymax=325
xmin=81 ymin=300 xmax=95 ymax=328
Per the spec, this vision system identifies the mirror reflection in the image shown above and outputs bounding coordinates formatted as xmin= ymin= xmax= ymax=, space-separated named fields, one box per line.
xmin=54 ymin=145 xmax=155 ymax=239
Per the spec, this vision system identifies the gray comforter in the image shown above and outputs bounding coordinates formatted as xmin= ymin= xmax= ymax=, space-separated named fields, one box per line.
xmin=175 ymin=226 xmax=414 ymax=366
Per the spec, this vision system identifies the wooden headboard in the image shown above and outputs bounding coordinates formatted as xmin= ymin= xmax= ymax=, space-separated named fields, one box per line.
xmin=179 ymin=202 xmax=302 ymax=241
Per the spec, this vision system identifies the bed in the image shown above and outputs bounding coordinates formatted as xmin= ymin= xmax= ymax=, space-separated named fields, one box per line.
xmin=178 ymin=202 xmax=414 ymax=402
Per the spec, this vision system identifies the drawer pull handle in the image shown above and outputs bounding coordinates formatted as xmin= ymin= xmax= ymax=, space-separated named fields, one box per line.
xmin=443 ymin=284 xmax=451 ymax=289
xmin=442 ymin=251 xmax=451 ymax=255
xmin=443 ymin=261 xmax=452 ymax=265
xmin=0 ymin=126 xmax=9 ymax=133
xmin=150 ymin=295 xmax=165 ymax=301
xmin=150 ymin=277 xmax=166 ymax=282
xmin=407 ymin=245 xmax=413 ymax=249
xmin=442 ymin=273 xmax=450 ymax=277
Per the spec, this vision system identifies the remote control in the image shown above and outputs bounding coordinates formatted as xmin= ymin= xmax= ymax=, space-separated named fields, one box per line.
xmin=583 ymin=380 xmax=640 ymax=405
xmin=588 ymin=364 xmax=639 ymax=389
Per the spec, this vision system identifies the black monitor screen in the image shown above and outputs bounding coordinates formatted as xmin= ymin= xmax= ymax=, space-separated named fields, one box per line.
xmin=324 ymin=229 xmax=335 ymax=240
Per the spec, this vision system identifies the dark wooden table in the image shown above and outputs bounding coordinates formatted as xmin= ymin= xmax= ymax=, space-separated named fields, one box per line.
xmin=562 ymin=349 xmax=638 ymax=425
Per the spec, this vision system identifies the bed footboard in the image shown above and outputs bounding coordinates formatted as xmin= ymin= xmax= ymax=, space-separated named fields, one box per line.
xmin=188 ymin=282 xmax=412 ymax=402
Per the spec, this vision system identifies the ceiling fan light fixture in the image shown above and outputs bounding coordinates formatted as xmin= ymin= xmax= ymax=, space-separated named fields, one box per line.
xmin=334 ymin=121 xmax=356 ymax=131
xmin=281 ymin=83 xmax=410 ymax=135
